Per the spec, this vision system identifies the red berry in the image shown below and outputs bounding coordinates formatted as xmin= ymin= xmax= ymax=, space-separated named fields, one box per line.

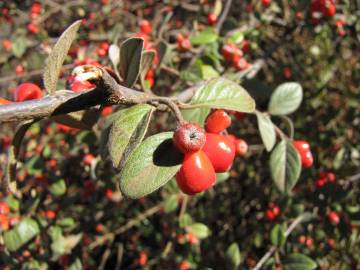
xmin=234 ymin=138 xmax=248 ymax=156
xmin=46 ymin=210 xmax=56 ymax=219
xmin=315 ymin=178 xmax=327 ymax=188
xmin=293 ymin=140 xmax=314 ymax=168
xmin=261 ymin=0 xmax=271 ymax=7
xmin=179 ymin=261 xmax=190 ymax=270
xmin=139 ymin=19 xmax=152 ymax=34
xmin=207 ymin=13 xmax=217 ymax=25
xmin=298 ymin=235 xmax=306 ymax=244
xmin=275 ymin=267 xmax=283 ymax=270
xmin=202 ymin=133 xmax=236 ymax=172
xmin=0 ymin=214 xmax=9 ymax=231
xmin=176 ymin=150 xmax=216 ymax=195
xmin=173 ymin=123 xmax=206 ymax=153
xmin=265 ymin=209 xmax=276 ymax=221
xmin=15 ymin=64 xmax=24 ymax=75
xmin=27 ymin=23 xmax=39 ymax=34
xmin=101 ymin=106 xmax=113 ymax=117
xmin=14 ymin=83 xmax=43 ymax=102
xmin=177 ymin=36 xmax=191 ymax=52
xmin=283 ymin=67 xmax=292 ymax=78
xmin=138 ymin=251 xmax=148 ymax=266
xmin=328 ymin=211 xmax=340 ymax=225
xmin=83 ymin=154 xmax=95 ymax=165
xmin=0 ymin=98 xmax=12 ymax=105
xmin=324 ymin=3 xmax=336 ymax=16
xmin=2 ymin=39 xmax=11 ymax=50
xmin=205 ymin=109 xmax=231 ymax=133
xmin=70 ymin=79 xmax=95 ymax=92
xmin=95 ymin=223 xmax=104 ymax=233
xmin=0 ymin=202 xmax=10 ymax=215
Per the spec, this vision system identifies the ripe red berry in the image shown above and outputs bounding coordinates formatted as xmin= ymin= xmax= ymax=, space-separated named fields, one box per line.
xmin=46 ymin=210 xmax=56 ymax=219
xmin=83 ymin=154 xmax=95 ymax=165
xmin=0 ymin=202 xmax=10 ymax=215
xmin=234 ymin=138 xmax=248 ymax=156
xmin=324 ymin=3 xmax=336 ymax=16
xmin=205 ymin=109 xmax=231 ymax=133
xmin=179 ymin=260 xmax=190 ymax=270
xmin=139 ymin=19 xmax=152 ymax=34
xmin=27 ymin=22 xmax=39 ymax=34
xmin=328 ymin=211 xmax=340 ymax=225
xmin=14 ymin=83 xmax=43 ymax=102
xmin=173 ymin=123 xmax=206 ymax=153
xmin=2 ymin=39 xmax=11 ymax=50
xmin=0 ymin=98 xmax=12 ymax=105
xmin=202 ymin=133 xmax=236 ymax=172
xmin=70 ymin=79 xmax=95 ymax=92
xmin=261 ymin=0 xmax=271 ymax=7
xmin=207 ymin=13 xmax=217 ymax=25
xmin=138 ymin=251 xmax=148 ymax=266
xmin=275 ymin=267 xmax=283 ymax=270
xmin=265 ymin=209 xmax=276 ymax=221
xmin=177 ymin=34 xmax=191 ymax=52
xmin=293 ymin=140 xmax=314 ymax=168
xmin=176 ymin=150 xmax=216 ymax=195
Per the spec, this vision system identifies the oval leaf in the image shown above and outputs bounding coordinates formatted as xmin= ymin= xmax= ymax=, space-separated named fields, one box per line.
xmin=120 ymin=132 xmax=182 ymax=198
xmin=225 ymin=243 xmax=241 ymax=269
xmin=270 ymin=224 xmax=286 ymax=247
xmin=188 ymin=223 xmax=211 ymax=239
xmin=119 ymin=37 xmax=144 ymax=87
xmin=190 ymin=28 xmax=218 ymax=45
xmin=43 ymin=20 xmax=82 ymax=94
xmin=256 ymin=111 xmax=276 ymax=151
xmin=270 ymin=140 xmax=301 ymax=193
xmin=187 ymin=78 xmax=255 ymax=113
xmin=140 ymin=50 xmax=156 ymax=91
xmin=4 ymin=218 xmax=40 ymax=252
xmin=283 ymin=254 xmax=317 ymax=270
xmin=108 ymin=104 xmax=154 ymax=168
xmin=268 ymin=82 xmax=303 ymax=115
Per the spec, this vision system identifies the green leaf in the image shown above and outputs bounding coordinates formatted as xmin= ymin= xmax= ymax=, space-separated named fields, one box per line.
xmin=51 ymin=233 xmax=82 ymax=259
xmin=3 ymin=218 xmax=40 ymax=252
xmin=43 ymin=20 xmax=82 ymax=94
xmin=200 ymin=65 xmax=219 ymax=80
xmin=225 ymin=243 xmax=241 ymax=269
xmin=12 ymin=36 xmax=28 ymax=58
xmin=119 ymin=37 xmax=144 ymax=87
xmin=187 ymin=78 xmax=255 ymax=113
xmin=268 ymin=82 xmax=303 ymax=115
xmin=270 ymin=224 xmax=286 ymax=247
xmin=216 ymin=172 xmax=230 ymax=184
xmin=158 ymin=40 xmax=170 ymax=65
xmin=69 ymin=258 xmax=83 ymax=270
xmin=190 ymin=28 xmax=218 ymax=45
xmin=164 ymin=194 xmax=179 ymax=213
xmin=5 ymin=195 xmax=20 ymax=212
xmin=181 ymin=107 xmax=210 ymax=127
xmin=255 ymin=111 xmax=276 ymax=152
xmin=108 ymin=104 xmax=154 ymax=168
xmin=57 ymin=217 xmax=76 ymax=228
xmin=119 ymin=132 xmax=182 ymax=199
xmin=270 ymin=140 xmax=301 ymax=193
xmin=50 ymin=179 xmax=66 ymax=196
xmin=188 ymin=223 xmax=211 ymax=239
xmin=140 ymin=50 xmax=156 ymax=90
xmin=283 ymin=254 xmax=317 ymax=270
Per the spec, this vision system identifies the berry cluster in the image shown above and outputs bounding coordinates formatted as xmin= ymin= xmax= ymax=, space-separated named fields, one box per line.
xmin=315 ymin=171 xmax=336 ymax=188
xmin=310 ymin=0 xmax=336 ymax=24
xmin=293 ymin=140 xmax=314 ymax=168
xmin=134 ymin=19 xmax=159 ymax=87
xmin=222 ymin=42 xmax=252 ymax=71
xmin=173 ymin=110 xmax=248 ymax=195
xmin=176 ymin=33 xmax=191 ymax=52
xmin=0 ymin=202 xmax=19 ymax=232
xmin=27 ymin=2 xmax=42 ymax=34
xmin=264 ymin=202 xmax=281 ymax=221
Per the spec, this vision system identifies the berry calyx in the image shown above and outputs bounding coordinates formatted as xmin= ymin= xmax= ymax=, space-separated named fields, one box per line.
xmin=176 ymin=150 xmax=216 ymax=195
xmin=202 ymin=133 xmax=236 ymax=172
xmin=293 ymin=140 xmax=314 ymax=168
xmin=205 ymin=109 xmax=231 ymax=133
xmin=14 ymin=83 xmax=43 ymax=102
xmin=173 ymin=123 xmax=206 ymax=153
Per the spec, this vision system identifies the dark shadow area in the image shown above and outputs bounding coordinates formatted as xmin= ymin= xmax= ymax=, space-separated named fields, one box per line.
xmin=153 ymin=138 xmax=183 ymax=167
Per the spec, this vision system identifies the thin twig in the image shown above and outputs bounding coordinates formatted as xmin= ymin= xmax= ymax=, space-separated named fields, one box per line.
xmin=215 ymin=0 xmax=233 ymax=33
xmin=253 ymin=214 xmax=307 ymax=270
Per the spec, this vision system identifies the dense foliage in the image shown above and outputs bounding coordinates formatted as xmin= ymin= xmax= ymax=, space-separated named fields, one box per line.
xmin=0 ymin=0 xmax=359 ymax=269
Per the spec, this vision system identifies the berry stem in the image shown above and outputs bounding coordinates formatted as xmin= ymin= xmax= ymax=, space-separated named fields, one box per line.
xmin=150 ymin=97 xmax=185 ymax=124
